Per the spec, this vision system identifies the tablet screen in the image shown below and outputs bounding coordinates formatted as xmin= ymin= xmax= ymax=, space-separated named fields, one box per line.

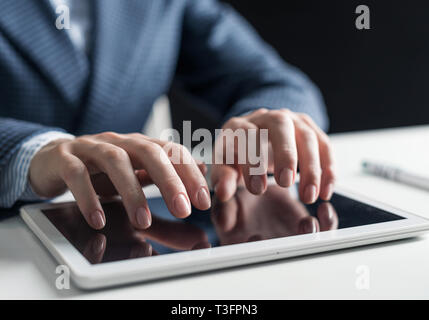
xmin=42 ymin=185 xmax=404 ymax=264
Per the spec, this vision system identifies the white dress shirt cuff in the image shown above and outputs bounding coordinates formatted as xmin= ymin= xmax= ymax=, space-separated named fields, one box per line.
xmin=0 ymin=131 xmax=75 ymax=207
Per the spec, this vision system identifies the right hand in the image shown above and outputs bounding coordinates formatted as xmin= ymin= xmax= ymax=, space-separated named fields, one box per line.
xmin=29 ymin=132 xmax=211 ymax=230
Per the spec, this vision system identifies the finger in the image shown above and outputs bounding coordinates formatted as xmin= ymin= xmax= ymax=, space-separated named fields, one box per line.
xmin=221 ymin=117 xmax=267 ymax=195
xmin=249 ymin=110 xmax=298 ymax=188
xmin=92 ymin=171 xmax=155 ymax=197
xmin=211 ymin=164 xmax=239 ymax=202
xmin=119 ymin=140 xmax=192 ymax=218
xmin=294 ymin=121 xmax=322 ymax=204
xmin=59 ymin=153 xmax=106 ymax=230
xmin=156 ymin=141 xmax=211 ymax=210
xmin=72 ymin=142 xmax=152 ymax=229
xmin=299 ymin=114 xmax=336 ymax=200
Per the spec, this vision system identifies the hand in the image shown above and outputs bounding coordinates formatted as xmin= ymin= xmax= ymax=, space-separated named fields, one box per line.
xmin=211 ymin=184 xmax=339 ymax=245
xmin=211 ymin=109 xmax=336 ymax=204
xmin=29 ymin=132 xmax=211 ymax=230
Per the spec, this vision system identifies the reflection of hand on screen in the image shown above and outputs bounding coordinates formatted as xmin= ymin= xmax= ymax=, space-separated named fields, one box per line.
xmin=211 ymin=185 xmax=339 ymax=245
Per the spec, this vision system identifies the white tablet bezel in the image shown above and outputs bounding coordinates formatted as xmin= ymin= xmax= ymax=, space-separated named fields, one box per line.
xmin=20 ymin=186 xmax=429 ymax=290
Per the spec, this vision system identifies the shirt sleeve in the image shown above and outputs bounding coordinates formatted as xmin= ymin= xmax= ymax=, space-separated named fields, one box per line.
xmin=0 ymin=131 xmax=75 ymax=207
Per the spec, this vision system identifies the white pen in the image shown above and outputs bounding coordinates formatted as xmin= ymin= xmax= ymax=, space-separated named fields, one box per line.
xmin=362 ymin=160 xmax=429 ymax=192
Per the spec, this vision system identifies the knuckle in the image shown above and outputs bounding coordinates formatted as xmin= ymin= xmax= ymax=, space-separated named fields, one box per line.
xmin=174 ymin=143 xmax=191 ymax=156
xmin=323 ymin=166 xmax=337 ymax=182
xmin=280 ymin=147 xmax=298 ymax=164
xmin=62 ymin=161 xmax=86 ymax=181
xmin=267 ymin=110 xmax=291 ymax=125
xmin=280 ymin=108 xmax=292 ymax=115
xmin=252 ymin=108 xmax=269 ymax=116
xmin=97 ymin=131 xmax=121 ymax=141
xmin=97 ymin=144 xmax=128 ymax=161
xmin=160 ymin=176 xmax=183 ymax=195
xmin=304 ymin=164 xmax=322 ymax=179
xmin=225 ymin=117 xmax=245 ymax=128
xmin=298 ymin=126 xmax=317 ymax=142
xmin=75 ymin=136 xmax=95 ymax=146
xmin=127 ymin=132 xmax=144 ymax=140
xmin=318 ymin=132 xmax=331 ymax=146
xmin=141 ymin=141 xmax=164 ymax=155
xmin=299 ymin=113 xmax=313 ymax=123
xmin=52 ymin=142 xmax=70 ymax=157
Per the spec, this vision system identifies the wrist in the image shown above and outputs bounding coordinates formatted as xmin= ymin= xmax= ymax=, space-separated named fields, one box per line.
xmin=26 ymin=134 xmax=75 ymax=199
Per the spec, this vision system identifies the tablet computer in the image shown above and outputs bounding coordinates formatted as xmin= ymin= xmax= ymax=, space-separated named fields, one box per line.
xmin=20 ymin=184 xmax=429 ymax=289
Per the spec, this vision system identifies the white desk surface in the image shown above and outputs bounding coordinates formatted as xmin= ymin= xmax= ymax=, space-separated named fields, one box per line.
xmin=2 ymin=125 xmax=429 ymax=299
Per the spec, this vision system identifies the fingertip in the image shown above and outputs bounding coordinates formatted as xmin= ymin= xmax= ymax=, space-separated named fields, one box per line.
xmin=90 ymin=210 xmax=106 ymax=230
xmin=173 ymin=193 xmax=192 ymax=218
xmin=135 ymin=206 xmax=152 ymax=229
xmin=196 ymin=187 xmax=211 ymax=210
xmin=302 ymin=184 xmax=318 ymax=204
xmin=277 ymin=168 xmax=295 ymax=187
xmin=319 ymin=183 xmax=334 ymax=201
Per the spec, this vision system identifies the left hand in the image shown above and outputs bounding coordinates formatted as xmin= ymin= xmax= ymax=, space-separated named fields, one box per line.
xmin=211 ymin=108 xmax=336 ymax=204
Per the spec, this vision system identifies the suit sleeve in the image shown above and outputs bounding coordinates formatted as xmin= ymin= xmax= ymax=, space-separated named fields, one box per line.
xmin=0 ymin=118 xmax=64 ymax=170
xmin=0 ymin=118 xmax=69 ymax=208
xmin=176 ymin=0 xmax=328 ymax=130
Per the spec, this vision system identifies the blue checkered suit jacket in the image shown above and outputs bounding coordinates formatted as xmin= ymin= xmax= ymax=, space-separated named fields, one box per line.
xmin=0 ymin=0 xmax=327 ymax=176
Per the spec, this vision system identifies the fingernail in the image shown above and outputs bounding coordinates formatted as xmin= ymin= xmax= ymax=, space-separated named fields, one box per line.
xmin=279 ymin=168 xmax=294 ymax=187
xmin=174 ymin=193 xmax=191 ymax=217
xmin=250 ymin=175 xmax=265 ymax=194
xmin=91 ymin=211 xmax=105 ymax=229
xmin=136 ymin=207 xmax=151 ymax=229
xmin=304 ymin=184 xmax=317 ymax=203
xmin=197 ymin=187 xmax=211 ymax=209
xmin=323 ymin=183 xmax=334 ymax=200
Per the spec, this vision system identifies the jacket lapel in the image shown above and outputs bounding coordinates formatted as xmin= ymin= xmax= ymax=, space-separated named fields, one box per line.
xmin=77 ymin=0 xmax=155 ymax=133
xmin=0 ymin=0 xmax=90 ymax=106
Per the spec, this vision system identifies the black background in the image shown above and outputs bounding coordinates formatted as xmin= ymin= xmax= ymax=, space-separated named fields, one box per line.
xmin=173 ymin=0 xmax=429 ymax=133
xmin=224 ymin=0 xmax=429 ymax=133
